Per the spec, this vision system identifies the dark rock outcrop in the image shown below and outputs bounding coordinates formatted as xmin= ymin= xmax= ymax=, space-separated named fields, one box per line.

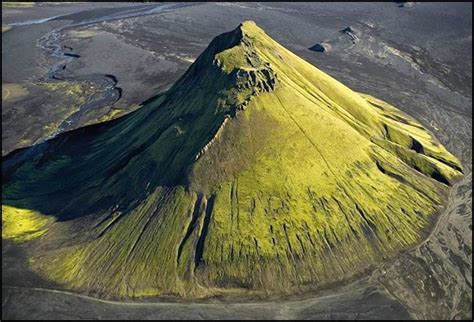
xmin=309 ymin=43 xmax=327 ymax=53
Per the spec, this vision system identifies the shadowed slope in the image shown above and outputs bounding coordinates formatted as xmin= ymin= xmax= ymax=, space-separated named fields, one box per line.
xmin=1 ymin=21 xmax=463 ymax=298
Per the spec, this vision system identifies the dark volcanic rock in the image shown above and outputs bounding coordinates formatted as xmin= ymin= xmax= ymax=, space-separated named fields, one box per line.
xmin=308 ymin=43 xmax=326 ymax=52
xmin=340 ymin=26 xmax=359 ymax=44
xmin=340 ymin=26 xmax=354 ymax=34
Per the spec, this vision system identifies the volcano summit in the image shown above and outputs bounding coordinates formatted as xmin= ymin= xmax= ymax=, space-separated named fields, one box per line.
xmin=2 ymin=21 xmax=463 ymax=298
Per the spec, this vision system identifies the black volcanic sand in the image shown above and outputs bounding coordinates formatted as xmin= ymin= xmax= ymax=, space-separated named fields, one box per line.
xmin=1 ymin=282 xmax=410 ymax=320
xmin=2 ymin=2 xmax=472 ymax=320
xmin=2 ymin=2 xmax=201 ymax=155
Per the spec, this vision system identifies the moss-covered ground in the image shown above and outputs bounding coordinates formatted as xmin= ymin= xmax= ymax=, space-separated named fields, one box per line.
xmin=2 ymin=25 xmax=12 ymax=33
xmin=1 ymin=21 xmax=463 ymax=298
xmin=2 ymin=205 xmax=52 ymax=242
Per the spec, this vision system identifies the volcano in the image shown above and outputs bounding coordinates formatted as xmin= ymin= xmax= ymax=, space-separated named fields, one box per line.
xmin=2 ymin=21 xmax=463 ymax=298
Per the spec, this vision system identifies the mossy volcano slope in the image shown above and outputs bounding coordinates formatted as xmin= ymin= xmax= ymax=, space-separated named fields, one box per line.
xmin=2 ymin=21 xmax=463 ymax=298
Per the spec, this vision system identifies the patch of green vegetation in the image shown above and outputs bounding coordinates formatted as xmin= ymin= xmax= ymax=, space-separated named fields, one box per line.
xmin=17 ymin=138 xmax=32 ymax=148
xmin=31 ymin=80 xmax=98 ymax=136
xmin=2 ymin=2 xmax=35 ymax=7
xmin=2 ymin=21 xmax=463 ymax=298
xmin=2 ymin=205 xmax=52 ymax=242
xmin=98 ymin=108 xmax=124 ymax=122
xmin=37 ymin=81 xmax=93 ymax=106
xmin=2 ymin=83 xmax=28 ymax=101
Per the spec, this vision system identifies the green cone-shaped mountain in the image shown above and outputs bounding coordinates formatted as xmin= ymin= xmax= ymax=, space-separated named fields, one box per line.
xmin=2 ymin=21 xmax=463 ymax=298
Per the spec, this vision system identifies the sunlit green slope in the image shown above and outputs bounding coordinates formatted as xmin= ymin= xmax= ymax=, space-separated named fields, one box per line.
xmin=2 ymin=21 xmax=463 ymax=298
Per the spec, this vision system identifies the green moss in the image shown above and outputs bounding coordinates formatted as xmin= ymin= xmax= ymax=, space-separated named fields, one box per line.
xmin=2 ymin=21 xmax=463 ymax=298
xmin=18 ymin=138 xmax=32 ymax=146
xmin=2 ymin=25 xmax=12 ymax=33
xmin=98 ymin=108 xmax=125 ymax=122
xmin=2 ymin=205 xmax=52 ymax=242
xmin=2 ymin=2 xmax=35 ymax=7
